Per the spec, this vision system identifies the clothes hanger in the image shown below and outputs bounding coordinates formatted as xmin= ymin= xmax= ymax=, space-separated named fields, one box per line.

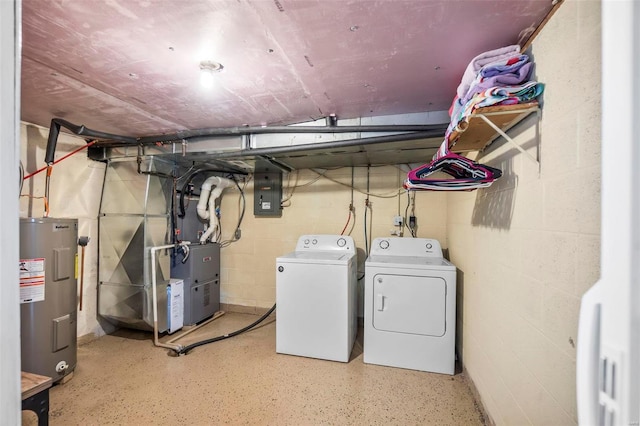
xmin=404 ymin=148 xmax=502 ymax=191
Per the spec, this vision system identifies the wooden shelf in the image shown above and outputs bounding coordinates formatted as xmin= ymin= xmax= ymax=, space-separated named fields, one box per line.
xmin=21 ymin=371 xmax=52 ymax=400
xmin=448 ymin=101 xmax=539 ymax=153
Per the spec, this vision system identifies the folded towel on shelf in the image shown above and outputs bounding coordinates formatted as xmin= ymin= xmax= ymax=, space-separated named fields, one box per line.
xmin=467 ymin=81 xmax=544 ymax=110
xmin=448 ymin=81 xmax=545 ymax=139
xmin=456 ymin=44 xmax=521 ymax=100
xmin=408 ymin=44 xmax=542 ymax=192
xmin=478 ymin=54 xmax=530 ymax=78
xmin=461 ymin=60 xmax=534 ymax=105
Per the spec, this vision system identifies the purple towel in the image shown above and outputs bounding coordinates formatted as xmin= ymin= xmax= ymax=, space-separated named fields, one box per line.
xmin=461 ymin=62 xmax=533 ymax=105
xmin=479 ymin=54 xmax=530 ymax=78
xmin=456 ymin=44 xmax=521 ymax=99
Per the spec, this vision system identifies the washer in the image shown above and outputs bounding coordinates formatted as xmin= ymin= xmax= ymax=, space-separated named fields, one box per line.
xmin=276 ymin=235 xmax=357 ymax=362
xmin=364 ymin=237 xmax=456 ymax=374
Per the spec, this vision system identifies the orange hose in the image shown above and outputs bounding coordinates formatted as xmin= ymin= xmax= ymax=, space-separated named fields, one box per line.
xmin=340 ymin=210 xmax=352 ymax=235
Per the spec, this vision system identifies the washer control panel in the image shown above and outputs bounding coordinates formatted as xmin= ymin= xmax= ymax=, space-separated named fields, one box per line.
xmin=295 ymin=235 xmax=355 ymax=253
xmin=370 ymin=237 xmax=443 ymax=257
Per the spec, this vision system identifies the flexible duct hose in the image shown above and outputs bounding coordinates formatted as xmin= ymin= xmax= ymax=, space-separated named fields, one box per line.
xmin=196 ymin=176 xmax=235 ymax=243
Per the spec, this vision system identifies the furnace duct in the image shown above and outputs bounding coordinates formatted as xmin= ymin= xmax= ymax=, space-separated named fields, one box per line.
xmin=196 ymin=176 xmax=234 ymax=243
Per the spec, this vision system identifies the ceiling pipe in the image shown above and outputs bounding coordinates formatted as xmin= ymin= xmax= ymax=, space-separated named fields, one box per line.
xmin=45 ymin=118 xmax=137 ymax=164
xmin=91 ymin=129 xmax=446 ymax=167
xmin=135 ymin=123 xmax=449 ymax=145
xmin=209 ymin=129 xmax=445 ymax=159
xmin=47 ymin=117 xmax=448 ymax=162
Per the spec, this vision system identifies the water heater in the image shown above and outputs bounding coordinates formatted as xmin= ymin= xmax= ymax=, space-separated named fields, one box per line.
xmin=20 ymin=217 xmax=78 ymax=382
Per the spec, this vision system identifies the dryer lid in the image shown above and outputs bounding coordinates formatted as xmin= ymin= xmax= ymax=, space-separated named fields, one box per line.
xmin=366 ymin=255 xmax=455 ymax=271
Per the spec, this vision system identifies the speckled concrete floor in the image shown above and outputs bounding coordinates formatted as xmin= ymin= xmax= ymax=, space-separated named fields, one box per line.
xmin=23 ymin=312 xmax=485 ymax=425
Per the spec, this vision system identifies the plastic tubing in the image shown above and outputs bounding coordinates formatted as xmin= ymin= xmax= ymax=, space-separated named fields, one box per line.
xmin=197 ymin=176 xmax=234 ymax=243
xmin=150 ymin=241 xmax=191 ymax=352
xmin=177 ymin=304 xmax=276 ymax=355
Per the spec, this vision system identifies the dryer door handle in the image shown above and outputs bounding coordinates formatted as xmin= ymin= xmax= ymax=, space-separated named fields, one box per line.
xmin=376 ymin=294 xmax=385 ymax=311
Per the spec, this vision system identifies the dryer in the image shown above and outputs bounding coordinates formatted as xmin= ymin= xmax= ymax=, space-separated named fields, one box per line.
xmin=276 ymin=235 xmax=357 ymax=362
xmin=364 ymin=237 xmax=456 ymax=375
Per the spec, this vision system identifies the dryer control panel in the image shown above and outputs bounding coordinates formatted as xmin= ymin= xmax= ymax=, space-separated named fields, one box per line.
xmin=370 ymin=237 xmax=442 ymax=257
xmin=295 ymin=234 xmax=355 ymax=254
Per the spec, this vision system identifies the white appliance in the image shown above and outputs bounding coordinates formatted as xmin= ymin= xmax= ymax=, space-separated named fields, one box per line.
xmin=364 ymin=237 xmax=456 ymax=375
xmin=577 ymin=1 xmax=640 ymax=424
xmin=276 ymin=234 xmax=357 ymax=362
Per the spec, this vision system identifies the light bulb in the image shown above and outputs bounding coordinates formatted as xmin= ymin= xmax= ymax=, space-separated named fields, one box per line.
xmin=200 ymin=70 xmax=214 ymax=88
xmin=199 ymin=60 xmax=224 ymax=89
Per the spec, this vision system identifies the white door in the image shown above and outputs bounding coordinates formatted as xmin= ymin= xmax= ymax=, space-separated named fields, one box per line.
xmin=372 ymin=273 xmax=446 ymax=337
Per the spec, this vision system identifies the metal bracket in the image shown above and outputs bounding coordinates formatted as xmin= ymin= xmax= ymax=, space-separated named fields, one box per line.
xmin=476 ymin=108 xmax=540 ymax=169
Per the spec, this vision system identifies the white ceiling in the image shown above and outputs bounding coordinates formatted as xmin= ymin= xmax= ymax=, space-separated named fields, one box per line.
xmin=21 ymin=0 xmax=554 ymax=138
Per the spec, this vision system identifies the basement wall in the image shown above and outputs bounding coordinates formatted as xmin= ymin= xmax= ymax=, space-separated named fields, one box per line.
xmin=448 ymin=1 xmax=602 ymax=424
xmin=218 ymin=166 xmax=448 ymax=311
xmin=19 ymin=122 xmax=449 ymax=336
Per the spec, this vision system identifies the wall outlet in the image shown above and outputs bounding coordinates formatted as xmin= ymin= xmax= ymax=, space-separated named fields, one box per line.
xmin=393 ymin=215 xmax=403 ymax=226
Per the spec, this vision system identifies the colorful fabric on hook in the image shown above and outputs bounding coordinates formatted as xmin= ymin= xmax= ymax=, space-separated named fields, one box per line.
xmin=404 ymin=151 xmax=502 ymax=192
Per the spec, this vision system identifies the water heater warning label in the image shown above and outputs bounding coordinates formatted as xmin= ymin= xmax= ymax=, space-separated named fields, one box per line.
xmin=19 ymin=258 xmax=45 ymax=304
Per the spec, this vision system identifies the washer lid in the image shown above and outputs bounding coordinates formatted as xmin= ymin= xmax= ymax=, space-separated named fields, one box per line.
xmin=277 ymin=251 xmax=354 ymax=265
xmin=366 ymin=255 xmax=455 ymax=271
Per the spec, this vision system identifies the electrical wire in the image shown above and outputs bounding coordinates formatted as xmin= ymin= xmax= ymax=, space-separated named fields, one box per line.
xmin=177 ymin=304 xmax=276 ymax=355
xmin=404 ymin=191 xmax=411 ymax=236
xmin=219 ymin=175 xmax=249 ymax=248
xmin=175 ymin=164 xmax=197 ymax=181
xmin=23 ymin=140 xmax=97 ymax=218
xmin=403 ymin=192 xmax=415 ymax=238
xmin=364 ymin=206 xmax=368 ymax=256
xmin=366 ymin=202 xmax=373 ymax=254
xmin=281 ymin=170 xmax=300 ymax=205
xmin=171 ymin=177 xmax=178 ymax=244
xmin=310 ymin=168 xmax=402 ymax=198
xmin=364 ymin=166 xmax=370 ymax=256
xmin=177 ymin=168 xmax=243 ymax=218
xmin=20 ymin=195 xmax=49 ymax=216
xmin=22 ymin=140 xmax=97 ymax=180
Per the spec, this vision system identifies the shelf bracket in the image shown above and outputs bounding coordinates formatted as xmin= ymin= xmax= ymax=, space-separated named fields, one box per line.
xmin=476 ymin=111 xmax=540 ymax=168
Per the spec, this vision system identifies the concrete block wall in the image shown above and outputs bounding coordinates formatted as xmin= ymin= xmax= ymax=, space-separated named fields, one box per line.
xmin=218 ymin=166 xmax=448 ymax=310
xmin=447 ymin=1 xmax=601 ymax=424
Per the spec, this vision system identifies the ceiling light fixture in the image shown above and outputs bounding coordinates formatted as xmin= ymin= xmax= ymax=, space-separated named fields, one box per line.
xmin=199 ymin=60 xmax=224 ymax=88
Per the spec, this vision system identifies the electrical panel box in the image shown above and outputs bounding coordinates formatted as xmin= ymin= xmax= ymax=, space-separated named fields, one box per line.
xmin=254 ymin=161 xmax=283 ymax=217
